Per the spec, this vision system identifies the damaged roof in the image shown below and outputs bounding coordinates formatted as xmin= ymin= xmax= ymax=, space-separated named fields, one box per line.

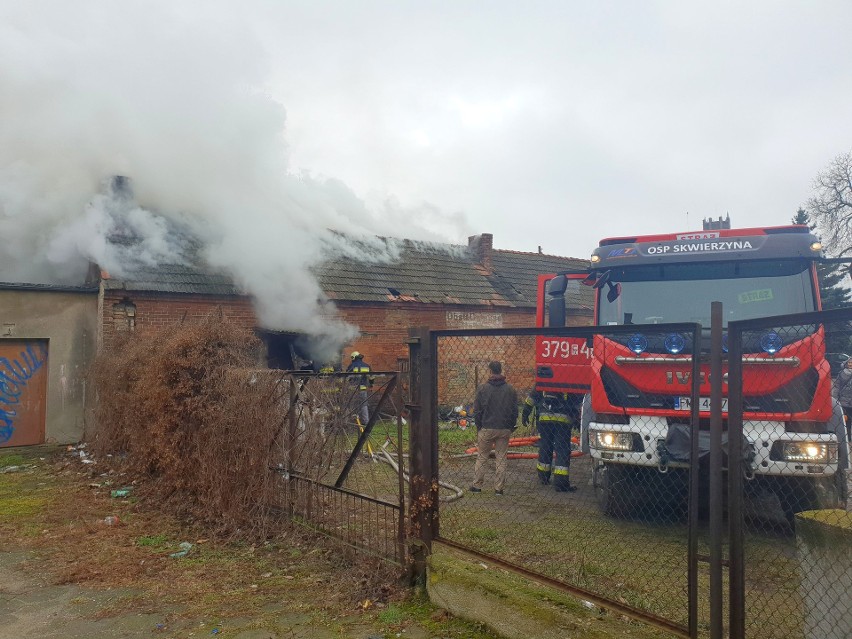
xmin=100 ymin=225 xmax=242 ymax=296
xmin=317 ymin=239 xmax=592 ymax=310
xmin=104 ymin=232 xmax=592 ymax=311
xmin=102 ymin=262 xmax=241 ymax=296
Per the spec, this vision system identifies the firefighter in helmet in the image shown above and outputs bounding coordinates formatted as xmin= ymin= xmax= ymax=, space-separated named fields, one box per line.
xmin=522 ymin=390 xmax=581 ymax=492
xmin=346 ymin=351 xmax=373 ymax=424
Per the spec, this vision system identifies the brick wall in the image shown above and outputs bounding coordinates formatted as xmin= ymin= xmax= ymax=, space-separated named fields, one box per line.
xmin=335 ymin=302 xmax=592 ymax=408
xmin=334 ymin=303 xmax=530 ymax=370
xmin=99 ymin=291 xmax=592 ymax=409
xmin=99 ymin=290 xmax=257 ymax=351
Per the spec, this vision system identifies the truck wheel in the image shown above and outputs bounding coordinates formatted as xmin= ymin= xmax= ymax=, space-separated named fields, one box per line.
xmin=779 ymin=477 xmax=844 ymax=527
xmin=594 ymin=463 xmax=632 ymax=517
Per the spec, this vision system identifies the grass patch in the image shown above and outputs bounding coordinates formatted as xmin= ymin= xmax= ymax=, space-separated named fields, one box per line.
xmin=377 ymin=603 xmax=406 ymax=624
xmin=429 ymin=547 xmax=673 ymax=639
xmin=442 ymin=502 xmax=692 ymax=626
xmin=0 ymin=468 xmax=54 ymax=524
xmin=0 ymin=453 xmax=26 ymax=467
xmin=135 ymin=534 xmax=172 ymax=548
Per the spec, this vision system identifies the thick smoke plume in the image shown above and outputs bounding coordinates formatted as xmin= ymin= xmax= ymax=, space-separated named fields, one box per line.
xmin=0 ymin=2 xmax=468 ymax=357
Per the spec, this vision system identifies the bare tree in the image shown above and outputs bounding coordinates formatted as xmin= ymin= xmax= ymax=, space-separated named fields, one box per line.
xmin=808 ymin=150 xmax=852 ymax=256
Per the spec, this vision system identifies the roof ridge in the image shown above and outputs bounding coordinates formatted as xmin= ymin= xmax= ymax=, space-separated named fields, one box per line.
xmin=493 ymin=248 xmax=586 ymax=260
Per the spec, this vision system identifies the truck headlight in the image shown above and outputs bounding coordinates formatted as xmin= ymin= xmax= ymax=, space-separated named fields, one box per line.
xmin=781 ymin=442 xmax=837 ymax=464
xmin=590 ymin=429 xmax=633 ymax=451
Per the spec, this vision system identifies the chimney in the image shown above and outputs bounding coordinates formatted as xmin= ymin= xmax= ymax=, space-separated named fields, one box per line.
xmin=468 ymin=233 xmax=493 ymax=272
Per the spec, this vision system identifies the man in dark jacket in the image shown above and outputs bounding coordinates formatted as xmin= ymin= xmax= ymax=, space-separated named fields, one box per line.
xmin=470 ymin=361 xmax=518 ymax=495
xmin=522 ymin=390 xmax=581 ymax=492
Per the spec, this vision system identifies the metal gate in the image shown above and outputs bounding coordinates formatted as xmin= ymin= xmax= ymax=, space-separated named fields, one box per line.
xmin=727 ymin=306 xmax=852 ymax=639
xmin=407 ymin=324 xmax=704 ymax=637
xmin=0 ymin=340 xmax=48 ymax=447
xmin=273 ymin=370 xmax=407 ymax=563
xmin=407 ymin=305 xmax=852 ymax=637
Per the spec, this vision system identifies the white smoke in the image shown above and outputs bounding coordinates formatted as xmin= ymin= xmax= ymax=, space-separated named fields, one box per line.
xmin=0 ymin=1 xmax=470 ymax=352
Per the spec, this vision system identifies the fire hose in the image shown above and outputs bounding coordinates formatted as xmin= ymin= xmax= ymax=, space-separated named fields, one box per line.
xmin=373 ymin=441 xmax=464 ymax=502
xmin=464 ymin=435 xmax=585 ymax=459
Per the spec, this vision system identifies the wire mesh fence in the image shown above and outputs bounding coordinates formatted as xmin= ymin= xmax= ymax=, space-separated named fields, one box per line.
xmin=272 ymin=370 xmax=406 ymax=563
xmin=431 ymin=326 xmax=703 ymax=635
xmin=404 ymin=307 xmax=852 ymax=636
xmin=728 ymin=307 xmax=852 ymax=639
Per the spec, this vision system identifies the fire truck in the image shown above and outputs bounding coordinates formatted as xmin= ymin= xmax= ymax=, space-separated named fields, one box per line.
xmin=537 ymin=224 xmax=849 ymax=518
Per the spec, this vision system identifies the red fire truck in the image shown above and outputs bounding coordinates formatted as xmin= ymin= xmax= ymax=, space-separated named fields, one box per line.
xmin=537 ymin=224 xmax=848 ymax=517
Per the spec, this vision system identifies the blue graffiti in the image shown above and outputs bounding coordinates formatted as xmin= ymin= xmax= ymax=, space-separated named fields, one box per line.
xmin=0 ymin=343 xmax=48 ymax=444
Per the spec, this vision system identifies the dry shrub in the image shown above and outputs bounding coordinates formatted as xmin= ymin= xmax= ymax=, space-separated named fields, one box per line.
xmin=89 ymin=317 xmax=288 ymax=537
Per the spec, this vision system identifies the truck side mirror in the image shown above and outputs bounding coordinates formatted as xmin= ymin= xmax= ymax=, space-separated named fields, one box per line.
xmin=547 ymin=275 xmax=567 ymax=327
xmin=606 ymin=282 xmax=622 ymax=303
xmin=547 ymin=274 xmax=568 ymax=296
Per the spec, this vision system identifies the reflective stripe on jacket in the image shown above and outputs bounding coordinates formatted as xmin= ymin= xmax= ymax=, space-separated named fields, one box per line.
xmin=347 ymin=360 xmax=372 ymax=390
xmin=523 ymin=391 xmax=575 ymax=426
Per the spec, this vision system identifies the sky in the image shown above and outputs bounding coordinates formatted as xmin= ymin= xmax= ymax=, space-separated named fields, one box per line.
xmin=1 ymin=1 xmax=851 ymax=340
xmin=255 ymin=1 xmax=852 ymax=256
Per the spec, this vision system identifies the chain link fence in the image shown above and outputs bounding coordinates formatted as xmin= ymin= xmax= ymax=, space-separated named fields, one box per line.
xmin=728 ymin=306 xmax=852 ymax=639
xmin=409 ymin=309 xmax=852 ymax=638
xmin=429 ymin=325 xmax=702 ymax=636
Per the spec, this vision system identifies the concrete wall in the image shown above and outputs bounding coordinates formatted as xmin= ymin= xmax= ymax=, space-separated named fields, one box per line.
xmin=0 ymin=289 xmax=98 ymax=444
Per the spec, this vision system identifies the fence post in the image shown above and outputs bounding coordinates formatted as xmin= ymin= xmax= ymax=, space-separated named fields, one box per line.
xmin=728 ymin=321 xmax=745 ymax=639
xmin=285 ymin=373 xmax=298 ymax=516
xmin=688 ymin=323 xmax=703 ymax=639
xmin=406 ymin=327 xmax=438 ymax=585
xmin=709 ymin=301 xmax=724 ymax=639
xmin=395 ymin=372 xmax=407 ymax=567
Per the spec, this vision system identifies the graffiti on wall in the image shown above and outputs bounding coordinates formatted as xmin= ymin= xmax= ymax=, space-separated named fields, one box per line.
xmin=0 ymin=343 xmax=48 ymax=444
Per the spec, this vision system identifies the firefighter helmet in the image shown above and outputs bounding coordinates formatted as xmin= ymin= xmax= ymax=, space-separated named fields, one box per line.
xmin=350 ymin=351 xmax=361 ymax=360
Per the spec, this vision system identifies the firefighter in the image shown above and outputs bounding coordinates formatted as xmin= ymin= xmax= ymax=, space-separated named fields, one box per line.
xmin=346 ymin=351 xmax=372 ymax=424
xmin=522 ymin=390 xmax=580 ymax=492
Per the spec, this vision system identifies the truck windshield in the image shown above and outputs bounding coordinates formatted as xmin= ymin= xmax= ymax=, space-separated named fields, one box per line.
xmin=597 ymin=259 xmax=816 ymax=327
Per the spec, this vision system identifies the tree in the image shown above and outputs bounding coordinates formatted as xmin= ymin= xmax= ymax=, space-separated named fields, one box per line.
xmin=792 ymin=209 xmax=852 ymax=355
xmin=791 ymin=208 xmax=850 ymax=310
xmin=807 ymin=150 xmax=852 ymax=257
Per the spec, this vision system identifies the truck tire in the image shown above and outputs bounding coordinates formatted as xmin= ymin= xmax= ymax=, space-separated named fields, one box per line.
xmin=595 ymin=464 xmax=689 ymax=519
xmin=779 ymin=477 xmax=844 ymax=527
xmin=594 ymin=463 xmax=633 ymax=517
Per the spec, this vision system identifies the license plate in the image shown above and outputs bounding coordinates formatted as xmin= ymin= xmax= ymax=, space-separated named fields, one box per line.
xmin=674 ymin=396 xmax=728 ymax=411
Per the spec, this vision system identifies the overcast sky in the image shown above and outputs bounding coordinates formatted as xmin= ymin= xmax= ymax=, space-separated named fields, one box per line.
xmin=252 ymin=1 xmax=852 ymax=257
xmin=3 ymin=0 xmax=852 ymax=271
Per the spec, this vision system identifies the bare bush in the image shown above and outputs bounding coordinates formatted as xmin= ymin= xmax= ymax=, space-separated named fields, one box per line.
xmin=88 ymin=317 xmax=289 ymax=537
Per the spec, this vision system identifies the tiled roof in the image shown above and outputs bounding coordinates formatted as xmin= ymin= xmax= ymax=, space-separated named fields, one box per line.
xmin=318 ymin=241 xmax=509 ymax=306
xmin=100 ymin=223 xmax=242 ymax=296
xmin=103 ymin=231 xmax=593 ymax=311
xmin=490 ymin=251 xmax=592 ymax=311
xmin=102 ymin=262 xmax=241 ymax=296
xmin=317 ymin=239 xmax=593 ymax=310
xmin=0 ymin=282 xmax=98 ymax=293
